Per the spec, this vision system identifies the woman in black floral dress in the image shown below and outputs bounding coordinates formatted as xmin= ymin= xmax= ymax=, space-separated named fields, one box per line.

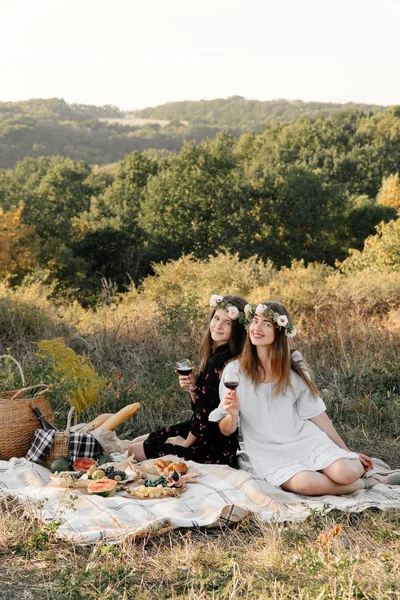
xmin=128 ymin=294 xmax=247 ymax=466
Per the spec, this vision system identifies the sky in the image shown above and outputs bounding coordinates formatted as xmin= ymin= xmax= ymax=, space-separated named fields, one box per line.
xmin=2 ymin=0 xmax=400 ymax=110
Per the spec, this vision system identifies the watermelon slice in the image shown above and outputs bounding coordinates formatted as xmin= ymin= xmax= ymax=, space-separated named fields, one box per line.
xmin=73 ymin=458 xmax=97 ymax=472
xmin=87 ymin=478 xmax=117 ymax=497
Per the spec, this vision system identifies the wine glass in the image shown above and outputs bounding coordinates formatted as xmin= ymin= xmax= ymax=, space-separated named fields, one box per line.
xmin=175 ymin=359 xmax=196 ymax=391
xmin=223 ymin=371 xmax=239 ymax=401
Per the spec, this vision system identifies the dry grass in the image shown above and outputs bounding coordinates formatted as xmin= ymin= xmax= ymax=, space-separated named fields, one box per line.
xmin=1 ymin=257 xmax=400 ymax=598
xmin=1 ymin=504 xmax=400 ymax=599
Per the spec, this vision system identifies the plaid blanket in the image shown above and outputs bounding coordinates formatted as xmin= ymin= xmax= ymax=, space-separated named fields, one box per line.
xmin=26 ymin=429 xmax=102 ymax=464
xmin=1 ymin=455 xmax=400 ymax=544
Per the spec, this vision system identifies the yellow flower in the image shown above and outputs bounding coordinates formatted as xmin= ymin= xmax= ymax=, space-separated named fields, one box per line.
xmin=36 ymin=338 xmax=106 ymax=412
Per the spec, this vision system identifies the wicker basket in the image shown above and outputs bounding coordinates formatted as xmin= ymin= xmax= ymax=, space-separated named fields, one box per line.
xmin=42 ymin=407 xmax=77 ymax=468
xmin=0 ymin=355 xmax=53 ymax=461
xmin=0 ymin=384 xmax=53 ymax=461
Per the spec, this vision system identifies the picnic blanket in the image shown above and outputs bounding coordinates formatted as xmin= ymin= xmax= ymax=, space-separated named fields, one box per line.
xmin=1 ymin=456 xmax=400 ymax=544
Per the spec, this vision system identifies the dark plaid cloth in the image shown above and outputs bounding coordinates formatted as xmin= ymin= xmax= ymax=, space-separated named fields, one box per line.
xmin=26 ymin=429 xmax=102 ymax=465
xmin=69 ymin=432 xmax=101 ymax=463
xmin=26 ymin=430 xmax=55 ymax=463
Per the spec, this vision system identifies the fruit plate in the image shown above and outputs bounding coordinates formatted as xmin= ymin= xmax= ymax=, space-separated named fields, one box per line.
xmin=119 ymin=481 xmax=188 ymax=500
xmin=49 ymin=465 xmax=143 ymax=489
xmin=102 ymin=463 xmax=147 ymax=484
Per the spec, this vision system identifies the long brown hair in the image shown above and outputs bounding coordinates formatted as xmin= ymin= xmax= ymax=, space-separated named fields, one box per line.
xmin=199 ymin=294 xmax=247 ymax=372
xmin=239 ymin=300 xmax=319 ymax=397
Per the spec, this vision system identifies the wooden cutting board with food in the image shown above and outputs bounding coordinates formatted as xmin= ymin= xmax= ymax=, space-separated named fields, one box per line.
xmin=49 ymin=456 xmax=202 ymax=500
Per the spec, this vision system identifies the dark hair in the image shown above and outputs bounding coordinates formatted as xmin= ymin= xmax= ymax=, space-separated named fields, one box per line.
xmin=239 ymin=300 xmax=319 ymax=397
xmin=198 ymin=294 xmax=247 ymax=372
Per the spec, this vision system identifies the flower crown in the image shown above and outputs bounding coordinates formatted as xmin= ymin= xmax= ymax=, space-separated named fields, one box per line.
xmin=209 ymin=295 xmax=246 ymax=324
xmin=244 ymin=303 xmax=297 ymax=337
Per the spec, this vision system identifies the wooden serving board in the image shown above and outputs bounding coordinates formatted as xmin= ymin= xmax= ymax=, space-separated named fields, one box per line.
xmin=119 ymin=482 xmax=188 ymax=500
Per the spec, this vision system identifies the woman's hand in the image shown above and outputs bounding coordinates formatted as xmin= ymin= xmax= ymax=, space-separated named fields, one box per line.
xmin=165 ymin=435 xmax=186 ymax=446
xmin=177 ymin=369 xmax=196 ymax=392
xmin=222 ymin=390 xmax=240 ymax=417
xmin=359 ymin=453 xmax=374 ymax=471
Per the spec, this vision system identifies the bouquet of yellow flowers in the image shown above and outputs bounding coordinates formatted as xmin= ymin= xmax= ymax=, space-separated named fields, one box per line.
xmin=36 ymin=338 xmax=107 ymax=413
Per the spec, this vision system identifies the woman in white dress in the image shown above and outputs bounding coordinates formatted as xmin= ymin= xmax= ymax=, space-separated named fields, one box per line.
xmin=210 ymin=300 xmax=397 ymax=495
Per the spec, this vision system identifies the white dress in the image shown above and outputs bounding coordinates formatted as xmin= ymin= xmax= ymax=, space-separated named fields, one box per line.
xmin=209 ymin=359 xmax=359 ymax=487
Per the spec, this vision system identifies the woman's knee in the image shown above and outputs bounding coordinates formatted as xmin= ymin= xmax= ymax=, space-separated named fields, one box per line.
xmin=281 ymin=471 xmax=315 ymax=495
xmin=128 ymin=441 xmax=147 ymax=461
xmin=131 ymin=433 xmax=150 ymax=444
xmin=323 ymin=459 xmax=364 ymax=485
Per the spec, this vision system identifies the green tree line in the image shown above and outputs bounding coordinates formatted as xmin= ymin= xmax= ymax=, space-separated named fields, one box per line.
xmin=0 ymin=106 xmax=399 ymax=302
xmin=134 ymin=95 xmax=385 ymax=128
xmin=0 ymin=97 xmax=386 ymax=169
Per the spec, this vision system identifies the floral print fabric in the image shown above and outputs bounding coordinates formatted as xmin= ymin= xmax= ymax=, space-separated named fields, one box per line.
xmin=143 ymin=344 xmax=238 ymax=465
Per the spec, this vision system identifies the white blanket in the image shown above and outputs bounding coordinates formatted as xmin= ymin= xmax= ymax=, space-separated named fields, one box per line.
xmin=1 ymin=456 xmax=400 ymax=544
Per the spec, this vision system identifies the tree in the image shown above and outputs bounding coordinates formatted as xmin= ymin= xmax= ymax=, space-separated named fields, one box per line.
xmin=346 ymin=204 xmax=397 ymax=250
xmin=351 ymin=107 xmax=400 ymax=197
xmin=254 ymin=166 xmax=348 ymax=266
xmin=11 ymin=157 xmax=94 ymax=291
xmin=139 ymin=137 xmax=254 ymax=261
xmin=377 ymin=173 xmax=400 ymax=212
xmin=71 ymin=152 xmax=158 ymax=292
xmin=71 ymin=227 xmax=145 ymax=292
xmin=0 ymin=207 xmax=41 ymax=279
xmin=21 ymin=157 xmax=92 ymax=241
xmin=0 ymin=170 xmax=23 ymax=211
xmin=339 ymin=218 xmax=400 ymax=274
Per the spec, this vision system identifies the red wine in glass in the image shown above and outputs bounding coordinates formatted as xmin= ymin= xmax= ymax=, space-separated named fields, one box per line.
xmin=176 ymin=359 xmax=196 ymax=390
xmin=223 ymin=372 xmax=239 ymax=401
xmin=176 ymin=367 xmax=192 ymax=376
xmin=224 ymin=381 xmax=239 ymax=390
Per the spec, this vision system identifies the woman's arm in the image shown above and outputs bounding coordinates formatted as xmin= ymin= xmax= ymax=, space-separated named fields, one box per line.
xmin=189 ymin=353 xmax=227 ymax=438
xmin=219 ymin=413 xmax=238 ymax=436
xmin=310 ymin=412 xmax=374 ymax=469
xmin=166 ymin=432 xmax=198 ymax=447
xmin=309 ymin=412 xmax=350 ymax=451
xmin=183 ymin=431 xmax=197 ymax=447
xmin=219 ymin=390 xmax=239 ymax=436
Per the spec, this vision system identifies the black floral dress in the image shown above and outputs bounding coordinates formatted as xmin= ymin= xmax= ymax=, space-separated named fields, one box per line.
xmin=143 ymin=344 xmax=238 ymax=466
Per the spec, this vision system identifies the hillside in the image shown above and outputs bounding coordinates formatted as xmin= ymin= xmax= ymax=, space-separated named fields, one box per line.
xmin=0 ymin=98 xmax=190 ymax=168
xmin=134 ymin=96 xmax=386 ymax=129
xmin=0 ymin=97 xmax=386 ymax=169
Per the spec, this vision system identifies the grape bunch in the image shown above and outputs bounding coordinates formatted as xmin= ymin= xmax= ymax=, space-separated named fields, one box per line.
xmin=71 ymin=471 xmax=85 ymax=480
xmin=143 ymin=476 xmax=168 ymax=488
xmin=103 ymin=466 xmax=127 ymax=481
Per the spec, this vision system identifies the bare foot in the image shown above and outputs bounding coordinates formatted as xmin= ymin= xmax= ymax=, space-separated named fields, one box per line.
xmin=365 ymin=474 xmax=387 ymax=487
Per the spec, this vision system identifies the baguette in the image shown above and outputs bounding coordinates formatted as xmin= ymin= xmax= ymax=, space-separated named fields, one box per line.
xmin=96 ymin=402 xmax=141 ymax=431
xmin=90 ymin=413 xmax=114 ymax=430
xmin=70 ymin=413 xmax=114 ymax=433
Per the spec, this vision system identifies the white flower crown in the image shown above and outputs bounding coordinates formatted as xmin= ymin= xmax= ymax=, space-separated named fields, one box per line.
xmin=244 ymin=303 xmax=297 ymax=337
xmin=209 ymin=295 xmax=246 ymax=323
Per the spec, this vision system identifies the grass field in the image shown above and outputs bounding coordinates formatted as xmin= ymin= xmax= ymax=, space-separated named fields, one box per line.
xmin=1 ymin=256 xmax=399 ymax=599
xmin=1 ymin=500 xmax=400 ymax=599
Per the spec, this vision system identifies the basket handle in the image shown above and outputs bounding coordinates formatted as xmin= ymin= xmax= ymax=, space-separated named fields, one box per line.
xmin=65 ymin=407 xmax=76 ymax=434
xmin=0 ymin=355 xmax=25 ymax=387
xmin=11 ymin=384 xmax=50 ymax=401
